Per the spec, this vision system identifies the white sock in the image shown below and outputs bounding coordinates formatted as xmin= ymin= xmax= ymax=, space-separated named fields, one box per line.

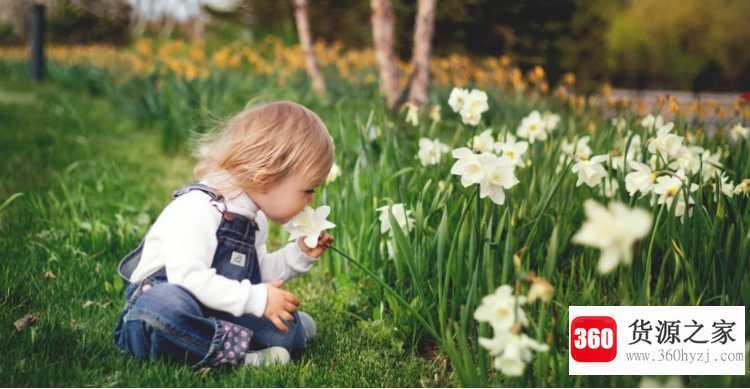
xmin=244 ymin=346 xmax=290 ymax=366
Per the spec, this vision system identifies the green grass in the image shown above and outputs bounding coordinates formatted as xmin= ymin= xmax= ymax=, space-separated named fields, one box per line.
xmin=0 ymin=72 xmax=442 ymax=387
xmin=2 ymin=54 xmax=749 ymax=387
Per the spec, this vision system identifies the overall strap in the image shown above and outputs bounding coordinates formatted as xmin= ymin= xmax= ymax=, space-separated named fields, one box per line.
xmin=117 ymin=182 xmax=244 ymax=284
xmin=172 ymin=182 xmax=229 ymax=214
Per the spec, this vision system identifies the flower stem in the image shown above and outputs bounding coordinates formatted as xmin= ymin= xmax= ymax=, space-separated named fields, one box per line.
xmin=475 ymin=186 xmax=481 ymax=263
xmin=327 ymin=244 xmax=440 ymax=340
xmin=644 ymin=205 xmax=664 ymax=304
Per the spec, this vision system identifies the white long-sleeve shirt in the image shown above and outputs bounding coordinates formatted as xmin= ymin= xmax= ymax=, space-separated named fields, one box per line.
xmin=129 ymin=179 xmax=319 ymax=318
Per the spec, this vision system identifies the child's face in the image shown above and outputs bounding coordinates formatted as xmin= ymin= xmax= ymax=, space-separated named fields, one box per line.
xmin=248 ymin=172 xmax=316 ymax=224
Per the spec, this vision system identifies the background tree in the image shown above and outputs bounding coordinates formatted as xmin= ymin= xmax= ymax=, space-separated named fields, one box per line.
xmin=291 ymin=0 xmax=327 ymax=98
xmin=406 ymin=0 xmax=436 ymax=109
xmin=1 ymin=0 xmax=747 ymax=91
xmin=371 ymin=0 xmax=400 ymax=110
xmin=606 ymin=0 xmax=750 ymax=90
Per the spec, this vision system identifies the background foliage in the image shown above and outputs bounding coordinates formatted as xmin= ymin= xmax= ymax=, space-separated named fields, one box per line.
xmin=2 ymin=0 xmax=749 ymax=91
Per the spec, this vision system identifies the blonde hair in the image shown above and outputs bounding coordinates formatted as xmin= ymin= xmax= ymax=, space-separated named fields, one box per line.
xmin=192 ymin=100 xmax=335 ymax=196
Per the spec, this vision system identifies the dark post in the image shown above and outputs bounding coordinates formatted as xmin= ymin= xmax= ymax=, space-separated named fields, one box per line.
xmin=29 ymin=3 xmax=46 ymax=81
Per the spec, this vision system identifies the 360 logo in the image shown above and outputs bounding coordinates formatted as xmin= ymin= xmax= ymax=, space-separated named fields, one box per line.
xmin=570 ymin=316 xmax=617 ymax=362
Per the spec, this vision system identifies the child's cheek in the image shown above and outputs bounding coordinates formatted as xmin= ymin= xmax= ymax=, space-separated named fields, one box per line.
xmin=268 ymin=197 xmax=301 ymax=223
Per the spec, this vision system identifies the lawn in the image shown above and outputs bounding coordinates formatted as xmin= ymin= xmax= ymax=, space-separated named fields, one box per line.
xmin=0 ymin=70 xmax=442 ymax=387
xmin=1 ymin=42 xmax=749 ymax=387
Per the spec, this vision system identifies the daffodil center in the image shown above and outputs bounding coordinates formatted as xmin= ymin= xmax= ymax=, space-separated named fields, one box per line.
xmin=488 ymin=170 xmax=505 ymax=185
xmin=467 ymin=163 xmax=482 ymax=175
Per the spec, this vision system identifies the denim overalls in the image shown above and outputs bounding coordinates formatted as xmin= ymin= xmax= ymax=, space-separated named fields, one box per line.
xmin=112 ymin=182 xmax=308 ymax=370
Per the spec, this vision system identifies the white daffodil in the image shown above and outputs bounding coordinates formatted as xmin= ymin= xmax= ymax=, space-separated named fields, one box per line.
xmin=460 ymin=110 xmax=480 ymax=126
xmin=448 ymin=87 xmax=469 ymax=113
xmin=448 ymin=87 xmax=489 ymax=126
xmin=640 ymin=114 xmax=665 ymax=131
xmin=429 ymin=104 xmax=442 ymax=122
xmin=326 ymin=163 xmax=342 ymax=183
xmin=403 ymin=102 xmax=419 ymax=126
xmin=527 ymin=277 xmax=554 ymax=303
xmin=478 ymin=153 xmax=519 ymax=205
xmin=495 ymin=134 xmax=529 ymax=167
xmin=571 ymin=154 xmax=609 ymax=187
xmin=417 ymin=138 xmax=450 ymax=166
xmin=734 ymin=179 xmax=750 ymax=196
xmin=450 ymin=147 xmax=485 ymax=187
xmin=488 ymin=332 xmax=550 ymax=376
xmin=625 ymin=161 xmax=657 ymax=198
xmin=730 ymin=123 xmax=749 ymax=142
xmin=700 ymin=149 xmax=723 ymax=182
xmin=611 ymin=117 xmax=627 ymax=132
xmin=472 ymin=129 xmax=496 ymax=153
xmin=669 ymin=146 xmax=701 ymax=175
xmin=648 ymin=122 xmax=683 ymax=161
xmin=448 ymin=88 xmax=490 ymax=126
xmin=463 ymin=89 xmax=490 ymax=115
xmin=474 ymin=285 xmax=528 ymax=333
xmin=376 ymin=203 xmax=415 ymax=234
xmin=516 ymin=111 xmax=548 ymax=144
xmin=459 ymin=89 xmax=489 ymax=126
xmin=561 ymin=136 xmax=593 ymax=162
xmin=542 ymin=111 xmax=560 ymax=132
xmin=283 ymin=205 xmax=336 ymax=249
xmin=653 ymin=171 xmax=694 ymax=205
xmin=715 ymin=173 xmax=735 ymax=200
xmin=452 ymin=147 xmax=519 ymax=205
xmin=653 ymin=171 xmax=699 ymax=219
xmin=572 ymin=199 xmax=653 ymax=274
xmin=674 ymin=196 xmax=695 ymax=220
xmin=475 ymin=285 xmax=549 ymax=376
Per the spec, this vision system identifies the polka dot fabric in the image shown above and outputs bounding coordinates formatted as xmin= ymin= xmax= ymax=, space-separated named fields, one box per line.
xmin=208 ymin=319 xmax=253 ymax=366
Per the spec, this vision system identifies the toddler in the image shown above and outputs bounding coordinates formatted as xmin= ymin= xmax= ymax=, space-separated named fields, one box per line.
xmin=112 ymin=101 xmax=335 ymax=370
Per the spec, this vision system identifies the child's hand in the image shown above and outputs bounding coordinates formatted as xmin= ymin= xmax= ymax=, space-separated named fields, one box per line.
xmin=297 ymin=232 xmax=334 ymax=258
xmin=264 ymin=280 xmax=300 ymax=332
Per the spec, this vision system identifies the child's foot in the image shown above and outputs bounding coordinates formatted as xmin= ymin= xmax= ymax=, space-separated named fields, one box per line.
xmin=298 ymin=311 xmax=317 ymax=341
xmin=244 ymin=346 xmax=290 ymax=366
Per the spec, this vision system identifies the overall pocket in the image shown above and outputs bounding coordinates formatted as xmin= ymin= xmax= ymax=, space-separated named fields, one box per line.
xmin=213 ymin=237 xmax=256 ymax=280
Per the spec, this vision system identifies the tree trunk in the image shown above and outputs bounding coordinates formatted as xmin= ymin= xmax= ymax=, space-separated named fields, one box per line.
xmin=407 ymin=0 xmax=436 ymax=108
xmin=292 ymin=0 xmax=327 ymax=98
xmin=0 ymin=0 xmax=27 ymax=39
xmin=371 ymin=0 xmax=400 ymax=110
xmin=190 ymin=12 xmax=208 ymax=41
